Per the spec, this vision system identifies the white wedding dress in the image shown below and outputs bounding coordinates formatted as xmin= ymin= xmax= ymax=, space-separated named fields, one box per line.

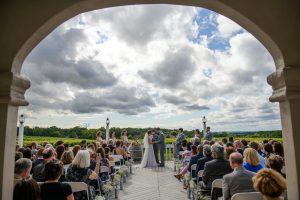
xmin=140 ymin=133 xmax=158 ymax=168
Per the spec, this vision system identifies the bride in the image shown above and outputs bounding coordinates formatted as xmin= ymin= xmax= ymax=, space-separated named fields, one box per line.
xmin=141 ymin=130 xmax=158 ymax=168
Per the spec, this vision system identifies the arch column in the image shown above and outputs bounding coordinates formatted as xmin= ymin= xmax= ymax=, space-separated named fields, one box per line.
xmin=0 ymin=72 xmax=30 ymax=200
xmin=268 ymin=66 xmax=300 ymax=199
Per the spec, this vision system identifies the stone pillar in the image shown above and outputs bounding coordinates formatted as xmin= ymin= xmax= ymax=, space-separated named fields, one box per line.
xmin=267 ymin=67 xmax=300 ymax=199
xmin=0 ymin=72 xmax=30 ymax=200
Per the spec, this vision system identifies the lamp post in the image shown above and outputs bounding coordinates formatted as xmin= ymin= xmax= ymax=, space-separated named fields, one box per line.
xmin=105 ymin=117 xmax=110 ymax=142
xmin=202 ymin=116 xmax=207 ymax=139
xmin=18 ymin=114 xmax=25 ymax=148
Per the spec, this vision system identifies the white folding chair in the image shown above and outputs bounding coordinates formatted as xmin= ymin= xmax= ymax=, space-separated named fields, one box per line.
xmin=231 ymin=192 xmax=263 ymax=200
xmin=211 ymin=179 xmax=223 ymax=197
xmin=197 ymin=170 xmax=204 ymax=186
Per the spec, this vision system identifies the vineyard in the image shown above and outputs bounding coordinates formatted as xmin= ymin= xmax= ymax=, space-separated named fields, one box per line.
xmin=20 ymin=135 xmax=283 ymax=147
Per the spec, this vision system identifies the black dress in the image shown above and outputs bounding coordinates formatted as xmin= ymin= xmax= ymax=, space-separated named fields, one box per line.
xmin=40 ymin=182 xmax=72 ymax=200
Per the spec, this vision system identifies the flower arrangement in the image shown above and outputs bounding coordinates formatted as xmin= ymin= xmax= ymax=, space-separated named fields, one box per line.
xmin=118 ymin=168 xmax=126 ymax=176
xmin=112 ymin=174 xmax=121 ymax=185
xmin=189 ymin=180 xmax=196 ymax=191
xmin=95 ymin=195 xmax=105 ymax=200
xmin=103 ymin=182 xmax=113 ymax=194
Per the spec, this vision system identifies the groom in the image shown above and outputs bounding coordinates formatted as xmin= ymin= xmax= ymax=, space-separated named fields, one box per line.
xmin=156 ymin=127 xmax=166 ymax=167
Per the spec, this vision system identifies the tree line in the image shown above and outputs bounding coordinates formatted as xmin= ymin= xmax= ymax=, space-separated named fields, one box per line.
xmin=20 ymin=126 xmax=282 ymax=140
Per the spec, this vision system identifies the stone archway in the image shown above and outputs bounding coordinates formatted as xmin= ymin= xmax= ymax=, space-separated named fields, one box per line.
xmin=1 ymin=1 xmax=300 ymax=199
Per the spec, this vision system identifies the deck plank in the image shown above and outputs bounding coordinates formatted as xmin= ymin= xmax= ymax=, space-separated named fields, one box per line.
xmin=116 ymin=162 xmax=187 ymax=200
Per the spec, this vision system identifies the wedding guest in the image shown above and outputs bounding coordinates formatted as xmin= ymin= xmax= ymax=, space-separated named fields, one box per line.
xmin=80 ymin=140 xmax=87 ymax=150
xmin=264 ymin=143 xmax=274 ymax=159
xmin=66 ymin=150 xmax=100 ymax=200
xmin=13 ymin=178 xmax=41 ymax=200
xmin=188 ymin=145 xmax=204 ymax=178
xmin=253 ymin=168 xmax=287 ymax=200
xmin=121 ymin=129 xmax=129 ymax=146
xmin=243 ymin=148 xmax=263 ymax=173
xmin=23 ymin=148 xmax=32 ymax=160
xmin=225 ymin=146 xmax=236 ymax=160
xmin=175 ymin=128 xmax=185 ymax=157
xmin=31 ymin=148 xmax=44 ymax=173
xmin=32 ymin=148 xmax=56 ymax=182
xmin=233 ymin=140 xmax=244 ymax=155
xmin=115 ymin=140 xmax=128 ymax=160
xmin=273 ymin=142 xmax=284 ymax=158
xmin=104 ymin=147 xmax=114 ymax=161
xmin=41 ymin=160 xmax=74 ymax=200
xmin=96 ymin=131 xmax=103 ymax=143
xmin=72 ymin=145 xmax=81 ymax=157
xmin=202 ymin=144 xmax=232 ymax=190
xmin=14 ymin=158 xmax=32 ymax=187
xmin=222 ymin=153 xmax=255 ymax=200
xmin=222 ymin=138 xmax=228 ymax=148
xmin=267 ymin=154 xmax=285 ymax=178
xmin=249 ymin=141 xmax=266 ymax=168
xmin=196 ymin=145 xmax=213 ymax=179
xmin=56 ymin=145 xmax=65 ymax=160
xmin=96 ymin=147 xmax=110 ymax=181
xmin=15 ymin=152 xmax=23 ymax=161
xmin=109 ymin=132 xmax=116 ymax=143
xmin=205 ymin=126 xmax=214 ymax=141
xmin=228 ymin=137 xmax=234 ymax=144
xmin=60 ymin=151 xmax=74 ymax=174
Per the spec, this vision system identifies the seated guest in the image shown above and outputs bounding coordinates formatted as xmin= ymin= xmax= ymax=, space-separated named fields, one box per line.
xmin=13 ymin=178 xmax=40 ymax=200
xmin=273 ymin=142 xmax=284 ymax=158
xmin=243 ymin=148 xmax=263 ymax=173
xmin=32 ymin=148 xmax=56 ymax=182
xmin=196 ymin=145 xmax=213 ymax=180
xmin=233 ymin=140 xmax=244 ymax=155
xmin=253 ymin=168 xmax=287 ymax=200
xmin=225 ymin=146 xmax=236 ymax=160
xmin=22 ymin=148 xmax=32 ymax=160
xmin=202 ymin=144 xmax=233 ymax=190
xmin=267 ymin=154 xmax=285 ymax=178
xmin=228 ymin=137 xmax=234 ymax=144
xmin=263 ymin=143 xmax=274 ymax=159
xmin=115 ymin=140 xmax=128 ymax=160
xmin=72 ymin=145 xmax=81 ymax=157
xmin=222 ymin=153 xmax=255 ymax=200
xmin=56 ymin=145 xmax=65 ymax=160
xmin=107 ymin=139 xmax=115 ymax=152
xmin=188 ymin=145 xmax=204 ymax=178
xmin=32 ymin=148 xmax=44 ymax=170
xmin=60 ymin=151 xmax=74 ymax=174
xmin=80 ymin=140 xmax=87 ymax=150
xmin=249 ymin=141 xmax=266 ymax=168
xmin=104 ymin=147 xmax=114 ymax=161
xmin=15 ymin=152 xmax=23 ymax=162
xmin=96 ymin=147 xmax=110 ymax=181
xmin=40 ymin=160 xmax=74 ymax=200
xmin=66 ymin=150 xmax=100 ymax=200
xmin=14 ymin=158 xmax=32 ymax=187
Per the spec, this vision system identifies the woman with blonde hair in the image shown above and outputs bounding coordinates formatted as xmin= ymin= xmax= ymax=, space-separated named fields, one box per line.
xmin=243 ymin=148 xmax=263 ymax=173
xmin=253 ymin=168 xmax=286 ymax=200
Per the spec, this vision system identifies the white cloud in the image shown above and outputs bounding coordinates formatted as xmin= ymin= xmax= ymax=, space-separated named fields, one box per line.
xmin=20 ymin=5 xmax=280 ymax=131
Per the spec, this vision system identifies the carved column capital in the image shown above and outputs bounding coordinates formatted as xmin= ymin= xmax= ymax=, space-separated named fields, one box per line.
xmin=267 ymin=67 xmax=300 ymax=102
xmin=0 ymin=72 xmax=30 ymax=106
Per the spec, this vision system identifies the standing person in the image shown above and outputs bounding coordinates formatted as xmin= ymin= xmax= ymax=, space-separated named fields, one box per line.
xmin=156 ymin=127 xmax=166 ymax=167
xmin=140 ymin=130 xmax=158 ymax=168
xmin=205 ymin=126 xmax=214 ymax=141
xmin=175 ymin=128 xmax=185 ymax=157
xmin=121 ymin=130 xmax=129 ymax=146
xmin=152 ymin=130 xmax=160 ymax=164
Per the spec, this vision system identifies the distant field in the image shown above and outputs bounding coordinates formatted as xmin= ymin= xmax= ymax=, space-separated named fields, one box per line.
xmin=20 ymin=135 xmax=282 ymax=147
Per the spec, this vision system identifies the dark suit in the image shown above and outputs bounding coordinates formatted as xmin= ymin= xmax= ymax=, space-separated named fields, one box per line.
xmin=188 ymin=153 xmax=204 ymax=178
xmin=196 ymin=155 xmax=213 ymax=178
xmin=222 ymin=167 xmax=255 ymax=200
xmin=202 ymin=158 xmax=233 ymax=190
xmin=152 ymin=134 xmax=159 ymax=164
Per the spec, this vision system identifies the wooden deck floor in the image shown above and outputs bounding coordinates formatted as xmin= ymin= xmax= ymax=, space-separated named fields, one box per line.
xmin=117 ymin=162 xmax=188 ymax=200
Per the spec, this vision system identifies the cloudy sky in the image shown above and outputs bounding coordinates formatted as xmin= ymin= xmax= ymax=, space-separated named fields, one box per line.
xmin=20 ymin=5 xmax=281 ymax=131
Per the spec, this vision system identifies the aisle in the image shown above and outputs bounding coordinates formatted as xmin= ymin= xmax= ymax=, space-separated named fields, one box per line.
xmin=117 ymin=162 xmax=187 ymax=200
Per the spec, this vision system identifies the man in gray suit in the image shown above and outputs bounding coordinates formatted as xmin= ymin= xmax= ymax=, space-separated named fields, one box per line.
xmin=175 ymin=128 xmax=185 ymax=157
xmin=222 ymin=152 xmax=255 ymax=200
xmin=152 ymin=129 xmax=160 ymax=164
xmin=156 ymin=127 xmax=166 ymax=167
